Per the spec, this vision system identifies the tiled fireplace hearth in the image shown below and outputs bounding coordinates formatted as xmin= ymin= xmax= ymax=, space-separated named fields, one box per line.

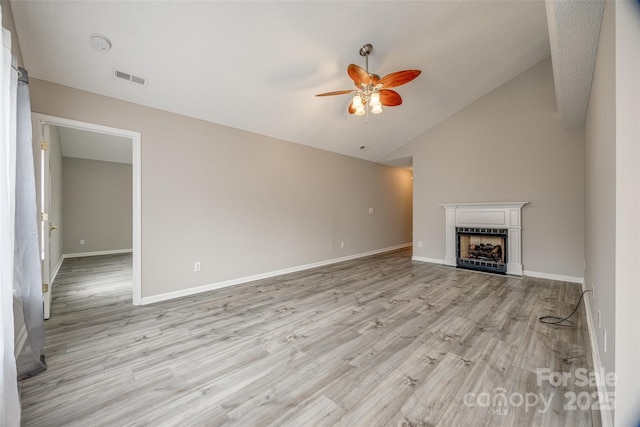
xmin=440 ymin=202 xmax=527 ymax=276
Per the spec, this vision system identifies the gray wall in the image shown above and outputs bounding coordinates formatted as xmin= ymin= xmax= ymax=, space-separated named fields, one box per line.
xmin=584 ymin=0 xmax=615 ymax=412
xmin=613 ymin=3 xmax=640 ymax=423
xmin=384 ymin=57 xmax=585 ymax=278
xmin=585 ymin=2 xmax=640 ymax=425
xmin=62 ymin=157 xmax=132 ymax=254
xmin=29 ymin=79 xmax=413 ymax=298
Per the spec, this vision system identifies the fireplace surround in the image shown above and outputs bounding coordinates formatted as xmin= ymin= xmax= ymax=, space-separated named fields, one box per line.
xmin=440 ymin=202 xmax=527 ymax=276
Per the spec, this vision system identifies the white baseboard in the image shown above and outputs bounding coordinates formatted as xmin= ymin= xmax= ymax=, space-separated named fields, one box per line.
xmin=141 ymin=243 xmax=411 ymax=305
xmin=14 ymin=325 xmax=27 ymax=358
xmin=63 ymin=249 xmax=133 ymax=259
xmin=523 ymin=270 xmax=584 ymax=284
xmin=581 ymin=287 xmax=613 ymax=427
xmin=412 ymin=260 xmax=584 ymax=285
xmin=411 ymin=256 xmax=445 ymax=265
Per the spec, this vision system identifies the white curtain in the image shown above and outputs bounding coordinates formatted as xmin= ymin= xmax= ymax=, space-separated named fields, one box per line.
xmin=1 ymin=8 xmax=21 ymax=426
xmin=14 ymin=64 xmax=46 ymax=380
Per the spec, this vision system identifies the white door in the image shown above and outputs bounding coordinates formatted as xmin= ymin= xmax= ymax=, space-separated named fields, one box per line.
xmin=37 ymin=122 xmax=52 ymax=319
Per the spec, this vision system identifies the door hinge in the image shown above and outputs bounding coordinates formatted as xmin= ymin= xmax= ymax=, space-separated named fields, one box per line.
xmin=41 ymin=140 xmax=48 ymax=150
xmin=41 ymin=212 xmax=49 ymax=221
xmin=42 ymin=283 xmax=49 ymax=293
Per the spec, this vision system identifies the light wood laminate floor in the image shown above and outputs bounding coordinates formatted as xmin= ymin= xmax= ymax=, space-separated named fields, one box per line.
xmin=20 ymin=249 xmax=601 ymax=426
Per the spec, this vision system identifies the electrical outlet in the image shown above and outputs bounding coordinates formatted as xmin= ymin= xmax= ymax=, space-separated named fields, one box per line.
xmin=194 ymin=261 xmax=201 ymax=272
xmin=603 ymin=328 xmax=607 ymax=352
xmin=329 ymin=243 xmax=333 ymax=249
xmin=340 ymin=241 xmax=345 ymax=248
xmin=80 ymin=239 xmax=85 ymax=245
xmin=369 ymin=208 xmax=374 ymax=214
xmin=597 ymin=310 xmax=601 ymax=328
xmin=417 ymin=241 xmax=423 ymax=248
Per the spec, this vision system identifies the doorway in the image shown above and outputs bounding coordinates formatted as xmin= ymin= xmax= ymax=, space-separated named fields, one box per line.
xmin=32 ymin=114 xmax=141 ymax=314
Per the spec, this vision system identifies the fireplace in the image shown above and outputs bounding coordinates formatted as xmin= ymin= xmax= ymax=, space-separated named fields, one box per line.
xmin=457 ymin=227 xmax=507 ymax=274
xmin=440 ymin=202 xmax=527 ymax=276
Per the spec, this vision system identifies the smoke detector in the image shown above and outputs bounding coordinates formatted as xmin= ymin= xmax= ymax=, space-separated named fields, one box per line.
xmin=90 ymin=34 xmax=111 ymax=52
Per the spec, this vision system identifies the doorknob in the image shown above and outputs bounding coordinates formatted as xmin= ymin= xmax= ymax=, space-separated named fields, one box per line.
xmin=49 ymin=225 xmax=58 ymax=231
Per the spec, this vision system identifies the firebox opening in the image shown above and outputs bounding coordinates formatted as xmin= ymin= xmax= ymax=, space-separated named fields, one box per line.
xmin=456 ymin=227 xmax=508 ymax=274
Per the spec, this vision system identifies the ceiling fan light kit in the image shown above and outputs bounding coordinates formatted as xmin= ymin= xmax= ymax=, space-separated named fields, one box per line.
xmin=316 ymin=43 xmax=421 ymax=117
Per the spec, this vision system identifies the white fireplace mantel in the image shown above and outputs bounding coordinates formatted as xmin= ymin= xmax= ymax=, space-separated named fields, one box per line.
xmin=440 ymin=202 xmax=528 ymax=276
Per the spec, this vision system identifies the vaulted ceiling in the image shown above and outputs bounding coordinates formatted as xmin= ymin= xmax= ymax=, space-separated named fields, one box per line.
xmin=10 ymin=1 xmax=602 ymax=163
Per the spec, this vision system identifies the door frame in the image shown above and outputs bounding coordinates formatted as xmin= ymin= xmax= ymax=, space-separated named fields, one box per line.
xmin=32 ymin=113 xmax=142 ymax=306
xmin=39 ymin=124 xmax=51 ymax=317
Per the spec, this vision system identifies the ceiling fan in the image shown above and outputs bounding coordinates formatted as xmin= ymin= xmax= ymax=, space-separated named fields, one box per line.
xmin=316 ymin=43 xmax=421 ymax=116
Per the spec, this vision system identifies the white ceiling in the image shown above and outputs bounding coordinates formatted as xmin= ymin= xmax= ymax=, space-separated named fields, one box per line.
xmin=10 ymin=1 xmax=599 ymax=164
xmin=55 ymin=126 xmax=132 ymax=164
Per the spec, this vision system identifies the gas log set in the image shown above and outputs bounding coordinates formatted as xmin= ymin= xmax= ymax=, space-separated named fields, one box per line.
xmin=467 ymin=242 xmax=502 ymax=262
xmin=456 ymin=227 xmax=508 ymax=274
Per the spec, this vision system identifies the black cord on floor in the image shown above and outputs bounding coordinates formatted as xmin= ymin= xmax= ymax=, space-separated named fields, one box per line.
xmin=539 ymin=290 xmax=591 ymax=327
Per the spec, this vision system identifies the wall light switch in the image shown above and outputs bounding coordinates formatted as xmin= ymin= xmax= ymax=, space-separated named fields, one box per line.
xmin=369 ymin=208 xmax=374 ymax=214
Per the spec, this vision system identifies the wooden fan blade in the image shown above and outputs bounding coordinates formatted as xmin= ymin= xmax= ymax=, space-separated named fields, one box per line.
xmin=380 ymin=89 xmax=402 ymax=106
xmin=315 ymin=90 xmax=353 ymax=97
xmin=377 ymin=70 xmax=421 ymax=88
xmin=348 ymin=64 xmax=370 ymax=87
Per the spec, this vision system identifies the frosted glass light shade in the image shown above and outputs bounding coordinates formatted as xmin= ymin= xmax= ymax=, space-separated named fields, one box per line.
xmin=371 ymin=104 xmax=382 ymax=114
xmin=352 ymin=95 xmax=364 ymax=108
xmin=370 ymin=92 xmax=381 ymax=106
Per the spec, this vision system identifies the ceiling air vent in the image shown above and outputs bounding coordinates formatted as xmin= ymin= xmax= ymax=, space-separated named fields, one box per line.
xmin=113 ymin=69 xmax=148 ymax=87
